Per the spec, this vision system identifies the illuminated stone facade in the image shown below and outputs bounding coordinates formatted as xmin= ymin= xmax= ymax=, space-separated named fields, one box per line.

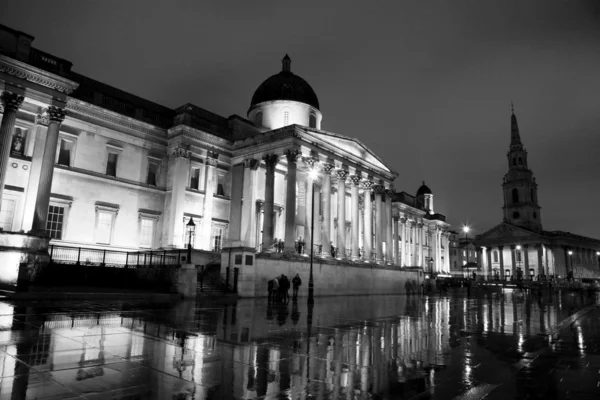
xmin=476 ymin=111 xmax=600 ymax=280
xmin=0 ymin=24 xmax=450 ymax=277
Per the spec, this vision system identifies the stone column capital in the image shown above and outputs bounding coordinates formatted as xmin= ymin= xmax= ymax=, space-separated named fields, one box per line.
xmin=321 ymin=162 xmax=335 ymax=174
xmin=362 ymin=180 xmax=374 ymax=191
xmin=384 ymin=189 xmax=394 ymax=198
xmin=285 ymin=148 xmax=301 ymax=162
xmin=35 ymin=113 xmax=49 ymax=126
xmin=206 ymin=157 xmax=218 ymax=167
xmin=47 ymin=106 xmax=66 ymax=123
xmin=172 ymin=147 xmax=190 ymax=159
xmin=243 ymin=158 xmax=260 ymax=170
xmin=263 ymin=153 xmax=279 ymax=168
xmin=373 ymin=185 xmax=385 ymax=195
xmin=336 ymin=169 xmax=349 ymax=181
xmin=349 ymin=174 xmax=362 ymax=186
xmin=0 ymin=91 xmax=24 ymax=111
xmin=302 ymin=156 xmax=318 ymax=169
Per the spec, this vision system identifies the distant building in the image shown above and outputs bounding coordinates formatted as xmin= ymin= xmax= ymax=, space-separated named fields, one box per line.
xmin=0 ymin=23 xmax=452 ymax=280
xmin=448 ymin=230 xmax=477 ymax=277
xmin=475 ymin=110 xmax=600 ymax=280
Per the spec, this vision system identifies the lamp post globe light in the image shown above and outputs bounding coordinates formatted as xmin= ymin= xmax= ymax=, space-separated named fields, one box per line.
xmin=516 ymin=244 xmax=522 ymax=280
xmin=186 ymin=217 xmax=196 ymax=264
xmin=307 ymin=167 xmax=319 ymax=305
xmin=567 ymin=250 xmax=573 ymax=280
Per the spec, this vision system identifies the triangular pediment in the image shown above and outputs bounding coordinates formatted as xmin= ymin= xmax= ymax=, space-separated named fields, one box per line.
xmin=301 ymin=129 xmax=396 ymax=177
xmin=477 ymin=223 xmax=543 ymax=241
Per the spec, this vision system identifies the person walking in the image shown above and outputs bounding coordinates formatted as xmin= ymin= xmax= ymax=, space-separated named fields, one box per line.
xmin=292 ymin=274 xmax=302 ymax=299
xmin=280 ymin=274 xmax=290 ymax=303
xmin=272 ymin=277 xmax=280 ymax=303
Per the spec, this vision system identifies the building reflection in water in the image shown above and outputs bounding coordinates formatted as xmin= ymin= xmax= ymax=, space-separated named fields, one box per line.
xmin=0 ymin=291 xmax=591 ymax=399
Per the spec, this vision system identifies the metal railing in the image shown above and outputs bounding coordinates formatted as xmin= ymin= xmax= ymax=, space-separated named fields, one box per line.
xmin=49 ymin=245 xmax=185 ymax=268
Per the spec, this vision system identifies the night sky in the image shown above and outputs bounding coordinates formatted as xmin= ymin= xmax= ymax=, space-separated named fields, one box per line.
xmin=2 ymin=1 xmax=600 ymax=238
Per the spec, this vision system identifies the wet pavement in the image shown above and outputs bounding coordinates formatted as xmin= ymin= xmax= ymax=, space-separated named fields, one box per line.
xmin=0 ymin=289 xmax=599 ymax=399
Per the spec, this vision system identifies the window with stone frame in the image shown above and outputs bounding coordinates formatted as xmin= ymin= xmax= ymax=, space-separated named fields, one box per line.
xmin=189 ymin=166 xmax=202 ymax=190
xmin=211 ymin=224 xmax=225 ymax=252
xmin=255 ymin=111 xmax=263 ymax=126
xmin=146 ymin=158 xmax=160 ymax=186
xmin=56 ymin=137 xmax=75 ymax=167
xmin=46 ymin=204 xmax=66 ymax=239
xmin=106 ymin=152 xmax=118 ymax=177
xmin=283 ymin=109 xmax=290 ymax=126
xmin=139 ymin=217 xmax=155 ymax=248
xmin=94 ymin=204 xmax=118 ymax=245
xmin=216 ymin=171 xmax=227 ymax=196
xmin=309 ymin=113 xmax=316 ymax=128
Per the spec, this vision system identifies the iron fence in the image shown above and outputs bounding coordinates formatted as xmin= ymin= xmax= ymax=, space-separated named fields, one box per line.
xmin=49 ymin=245 xmax=185 ymax=268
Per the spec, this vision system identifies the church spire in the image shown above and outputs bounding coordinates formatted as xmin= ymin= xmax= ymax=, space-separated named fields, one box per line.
xmin=510 ymin=102 xmax=523 ymax=147
xmin=282 ymin=54 xmax=291 ymax=72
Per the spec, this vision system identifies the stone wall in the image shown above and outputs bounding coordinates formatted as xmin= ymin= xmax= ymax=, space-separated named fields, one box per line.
xmin=225 ymin=250 xmax=423 ymax=298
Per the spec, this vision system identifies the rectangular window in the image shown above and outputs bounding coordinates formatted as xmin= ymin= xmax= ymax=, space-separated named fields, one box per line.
xmin=146 ymin=161 xmax=158 ymax=186
xmin=216 ymin=174 xmax=226 ymax=196
xmin=139 ymin=218 xmax=154 ymax=248
xmin=96 ymin=211 xmax=113 ymax=244
xmin=57 ymin=139 xmax=73 ymax=166
xmin=212 ymin=226 xmax=223 ymax=252
xmin=46 ymin=205 xmax=65 ymax=239
xmin=0 ymin=198 xmax=16 ymax=231
xmin=106 ymin=153 xmax=118 ymax=177
xmin=190 ymin=167 xmax=201 ymax=190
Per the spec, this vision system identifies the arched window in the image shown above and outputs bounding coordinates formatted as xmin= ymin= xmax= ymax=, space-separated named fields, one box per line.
xmin=255 ymin=111 xmax=263 ymax=126
xmin=309 ymin=113 xmax=316 ymax=128
xmin=512 ymin=188 xmax=519 ymax=203
xmin=493 ymin=250 xmax=499 ymax=263
xmin=512 ymin=158 xmax=517 ymax=166
xmin=518 ymin=157 xmax=523 ymax=165
xmin=283 ymin=109 xmax=290 ymax=126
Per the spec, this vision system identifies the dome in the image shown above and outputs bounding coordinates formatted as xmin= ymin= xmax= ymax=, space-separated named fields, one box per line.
xmin=250 ymin=55 xmax=320 ymax=110
xmin=417 ymin=181 xmax=432 ymax=196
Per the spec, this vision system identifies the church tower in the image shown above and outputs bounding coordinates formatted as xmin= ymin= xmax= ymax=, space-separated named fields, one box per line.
xmin=502 ymin=106 xmax=542 ymax=230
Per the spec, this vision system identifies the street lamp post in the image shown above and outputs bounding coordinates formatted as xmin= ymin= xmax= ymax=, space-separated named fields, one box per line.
xmin=308 ymin=168 xmax=318 ymax=305
xmin=462 ymin=226 xmax=470 ymax=278
xmin=516 ymin=244 xmax=522 ymax=280
xmin=567 ymin=250 xmax=573 ymax=281
xmin=186 ymin=218 xmax=196 ymax=264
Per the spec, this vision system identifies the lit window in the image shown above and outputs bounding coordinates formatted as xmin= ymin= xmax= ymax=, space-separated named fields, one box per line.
xmin=190 ymin=167 xmax=201 ymax=190
xmin=106 ymin=153 xmax=118 ymax=177
xmin=0 ymin=198 xmax=16 ymax=231
xmin=212 ymin=226 xmax=223 ymax=252
xmin=46 ymin=205 xmax=65 ymax=239
xmin=146 ymin=161 xmax=159 ymax=186
xmin=139 ymin=218 xmax=155 ymax=248
xmin=57 ymin=139 xmax=73 ymax=166
xmin=309 ymin=113 xmax=316 ymax=128
xmin=95 ymin=211 xmax=113 ymax=244
xmin=283 ymin=109 xmax=290 ymax=126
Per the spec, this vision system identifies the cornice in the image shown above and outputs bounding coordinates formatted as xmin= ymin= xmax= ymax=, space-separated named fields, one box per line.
xmin=66 ymin=99 xmax=167 ymax=140
xmin=168 ymin=125 xmax=232 ymax=153
xmin=0 ymin=55 xmax=79 ymax=94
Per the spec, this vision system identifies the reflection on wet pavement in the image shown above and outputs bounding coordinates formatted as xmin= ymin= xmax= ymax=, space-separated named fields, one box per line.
xmin=0 ymin=290 xmax=598 ymax=399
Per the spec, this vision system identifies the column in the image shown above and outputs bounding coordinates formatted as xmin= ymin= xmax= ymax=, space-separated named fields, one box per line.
xmin=510 ymin=245 xmax=517 ymax=278
xmin=321 ymin=163 xmax=334 ymax=257
xmin=261 ymin=154 xmax=278 ymax=250
xmin=362 ymin=180 xmax=373 ymax=261
xmin=393 ymin=217 xmax=399 ymax=265
xmin=164 ymin=148 xmax=190 ymax=247
xmin=336 ymin=168 xmax=349 ymax=258
xmin=202 ymin=157 xmax=218 ymax=249
xmin=487 ymin=247 xmax=493 ymax=279
xmin=22 ymin=114 xmax=47 ymax=231
xmin=418 ymin=223 xmax=424 ymax=267
xmin=499 ymin=245 xmax=505 ymax=279
xmin=385 ymin=189 xmax=393 ymax=264
xmin=304 ymin=165 xmax=314 ymax=250
xmin=523 ymin=244 xmax=530 ymax=279
xmin=399 ymin=218 xmax=406 ymax=266
xmin=284 ymin=150 xmax=300 ymax=252
xmin=374 ymin=185 xmax=384 ymax=263
xmin=31 ymin=106 xmax=66 ymax=234
xmin=0 ymin=92 xmax=24 ymax=213
xmin=228 ymin=163 xmax=244 ymax=246
xmin=537 ymin=244 xmax=544 ymax=277
xmin=241 ymin=159 xmax=260 ymax=248
xmin=350 ymin=174 xmax=361 ymax=260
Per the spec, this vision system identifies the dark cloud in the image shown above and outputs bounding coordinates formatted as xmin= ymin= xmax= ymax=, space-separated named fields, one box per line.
xmin=1 ymin=0 xmax=599 ymax=237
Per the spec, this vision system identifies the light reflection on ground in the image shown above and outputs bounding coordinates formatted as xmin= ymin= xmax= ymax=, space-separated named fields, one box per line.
xmin=0 ymin=289 xmax=598 ymax=399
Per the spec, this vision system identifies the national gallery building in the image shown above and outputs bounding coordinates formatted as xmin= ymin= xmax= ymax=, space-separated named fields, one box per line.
xmin=0 ymin=23 xmax=450 ymax=279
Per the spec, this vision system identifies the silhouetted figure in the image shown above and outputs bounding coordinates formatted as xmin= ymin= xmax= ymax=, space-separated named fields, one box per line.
xmin=292 ymin=274 xmax=302 ymax=299
xmin=267 ymin=279 xmax=274 ymax=302
xmin=272 ymin=277 xmax=280 ymax=303
xmin=280 ymin=274 xmax=290 ymax=303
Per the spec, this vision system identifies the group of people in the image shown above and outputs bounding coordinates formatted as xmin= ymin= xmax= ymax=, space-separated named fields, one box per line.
xmin=268 ymin=273 xmax=302 ymax=303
